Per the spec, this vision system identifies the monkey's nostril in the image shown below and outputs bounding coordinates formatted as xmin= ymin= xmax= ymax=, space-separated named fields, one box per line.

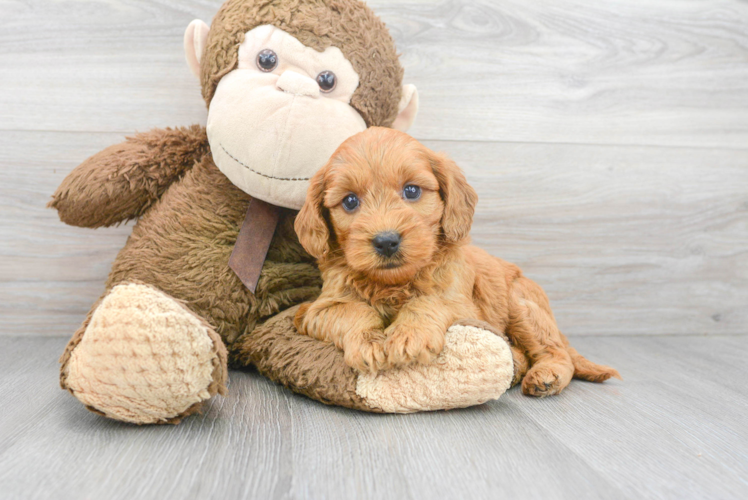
xmin=372 ymin=231 xmax=401 ymax=258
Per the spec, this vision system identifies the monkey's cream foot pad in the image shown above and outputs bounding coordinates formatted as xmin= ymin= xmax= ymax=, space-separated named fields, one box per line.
xmin=63 ymin=283 xmax=227 ymax=424
xmin=356 ymin=323 xmax=514 ymax=413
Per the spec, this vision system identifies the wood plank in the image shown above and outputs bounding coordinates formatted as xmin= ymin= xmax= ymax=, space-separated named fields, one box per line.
xmin=2 ymin=130 xmax=745 ymax=336
xmin=0 ymin=337 xmax=625 ymax=500
xmin=1 ymin=0 xmax=747 ymax=148
xmin=0 ymin=335 xmax=745 ymax=499
xmin=515 ymin=335 xmax=748 ymax=499
xmin=434 ymin=139 xmax=748 ymax=336
xmin=0 ymin=0 xmax=211 ymax=133
xmin=382 ymin=0 xmax=748 ymax=147
xmin=0 ymin=130 xmax=130 ymax=336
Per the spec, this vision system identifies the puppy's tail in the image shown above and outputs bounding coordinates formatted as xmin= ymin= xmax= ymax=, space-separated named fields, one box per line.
xmin=563 ymin=336 xmax=622 ymax=382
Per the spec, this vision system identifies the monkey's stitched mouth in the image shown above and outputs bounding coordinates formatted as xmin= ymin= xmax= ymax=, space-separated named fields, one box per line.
xmin=220 ymin=143 xmax=311 ymax=181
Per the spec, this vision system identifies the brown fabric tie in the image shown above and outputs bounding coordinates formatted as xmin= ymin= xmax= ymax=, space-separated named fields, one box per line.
xmin=229 ymin=197 xmax=281 ymax=294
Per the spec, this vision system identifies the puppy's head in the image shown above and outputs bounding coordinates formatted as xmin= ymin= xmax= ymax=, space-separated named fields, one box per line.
xmin=295 ymin=127 xmax=477 ymax=285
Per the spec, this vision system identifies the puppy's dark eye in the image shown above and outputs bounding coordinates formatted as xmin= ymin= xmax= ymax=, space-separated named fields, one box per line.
xmin=257 ymin=49 xmax=278 ymax=72
xmin=403 ymin=185 xmax=421 ymax=201
xmin=316 ymin=71 xmax=336 ymax=92
xmin=342 ymin=193 xmax=359 ymax=212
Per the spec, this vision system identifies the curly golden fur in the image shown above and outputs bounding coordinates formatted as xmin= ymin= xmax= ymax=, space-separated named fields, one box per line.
xmin=294 ymin=127 xmax=621 ymax=396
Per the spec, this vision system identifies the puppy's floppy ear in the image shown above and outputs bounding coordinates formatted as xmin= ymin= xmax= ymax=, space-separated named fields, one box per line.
xmin=429 ymin=152 xmax=478 ymax=243
xmin=295 ymin=165 xmax=331 ymax=260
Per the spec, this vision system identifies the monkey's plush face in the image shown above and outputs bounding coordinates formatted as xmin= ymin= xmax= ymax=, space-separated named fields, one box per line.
xmin=206 ymin=25 xmax=367 ymax=209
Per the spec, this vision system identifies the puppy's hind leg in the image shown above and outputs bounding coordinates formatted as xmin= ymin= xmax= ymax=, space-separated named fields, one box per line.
xmin=508 ymin=279 xmax=574 ymax=397
xmin=510 ymin=344 xmax=529 ymax=387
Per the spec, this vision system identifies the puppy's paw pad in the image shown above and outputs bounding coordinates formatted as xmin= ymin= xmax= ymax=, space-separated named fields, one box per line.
xmin=521 ymin=364 xmax=569 ymax=397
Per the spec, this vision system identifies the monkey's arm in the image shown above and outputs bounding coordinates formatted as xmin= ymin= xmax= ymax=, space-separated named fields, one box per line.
xmin=49 ymin=125 xmax=209 ymax=228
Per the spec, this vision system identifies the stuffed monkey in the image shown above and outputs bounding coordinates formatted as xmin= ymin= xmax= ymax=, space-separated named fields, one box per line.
xmin=50 ymin=0 xmax=517 ymax=424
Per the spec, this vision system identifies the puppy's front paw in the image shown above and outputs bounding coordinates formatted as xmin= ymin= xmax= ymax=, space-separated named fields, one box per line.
xmin=344 ymin=331 xmax=387 ymax=374
xmin=384 ymin=324 xmax=445 ymax=368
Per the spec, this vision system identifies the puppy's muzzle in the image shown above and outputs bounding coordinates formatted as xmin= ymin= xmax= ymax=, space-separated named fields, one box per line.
xmin=372 ymin=231 xmax=401 ymax=258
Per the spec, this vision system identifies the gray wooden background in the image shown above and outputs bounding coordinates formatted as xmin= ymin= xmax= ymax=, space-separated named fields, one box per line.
xmin=1 ymin=0 xmax=747 ymax=337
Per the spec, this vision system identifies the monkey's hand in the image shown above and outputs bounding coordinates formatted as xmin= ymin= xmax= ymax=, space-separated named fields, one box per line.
xmin=49 ymin=125 xmax=209 ymax=228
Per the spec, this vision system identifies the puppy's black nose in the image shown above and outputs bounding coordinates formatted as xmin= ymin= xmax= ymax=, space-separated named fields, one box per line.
xmin=372 ymin=231 xmax=401 ymax=257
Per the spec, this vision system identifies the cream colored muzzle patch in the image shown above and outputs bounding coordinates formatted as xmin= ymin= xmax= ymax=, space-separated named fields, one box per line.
xmin=65 ymin=283 xmax=220 ymax=424
xmin=207 ymin=25 xmax=367 ymax=209
xmin=356 ymin=324 xmax=514 ymax=413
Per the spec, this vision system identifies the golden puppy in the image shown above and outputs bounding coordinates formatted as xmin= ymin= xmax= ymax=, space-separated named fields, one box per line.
xmin=294 ymin=127 xmax=620 ymax=396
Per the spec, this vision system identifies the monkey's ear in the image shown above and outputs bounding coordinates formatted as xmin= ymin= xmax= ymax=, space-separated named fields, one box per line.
xmin=184 ymin=19 xmax=210 ymax=79
xmin=392 ymin=84 xmax=419 ymax=132
xmin=294 ymin=167 xmax=331 ymax=261
xmin=429 ymin=152 xmax=478 ymax=243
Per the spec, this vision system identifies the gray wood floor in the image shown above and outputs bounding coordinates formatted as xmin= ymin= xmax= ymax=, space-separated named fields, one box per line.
xmin=1 ymin=335 xmax=746 ymax=500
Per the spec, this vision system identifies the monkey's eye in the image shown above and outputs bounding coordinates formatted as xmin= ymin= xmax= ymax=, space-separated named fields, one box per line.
xmin=342 ymin=193 xmax=359 ymax=212
xmin=403 ymin=185 xmax=421 ymax=201
xmin=256 ymin=49 xmax=278 ymax=72
xmin=316 ymin=71 xmax=336 ymax=92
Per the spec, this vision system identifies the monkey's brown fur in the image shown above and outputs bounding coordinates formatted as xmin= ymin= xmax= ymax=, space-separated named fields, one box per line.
xmin=51 ymin=0 xmax=407 ymax=420
xmin=202 ymin=0 xmax=403 ymax=127
xmin=294 ymin=128 xmax=621 ymax=395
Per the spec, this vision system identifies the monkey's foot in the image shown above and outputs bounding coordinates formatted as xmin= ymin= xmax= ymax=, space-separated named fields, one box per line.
xmin=62 ymin=283 xmax=228 ymax=424
xmin=356 ymin=320 xmax=514 ymax=412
